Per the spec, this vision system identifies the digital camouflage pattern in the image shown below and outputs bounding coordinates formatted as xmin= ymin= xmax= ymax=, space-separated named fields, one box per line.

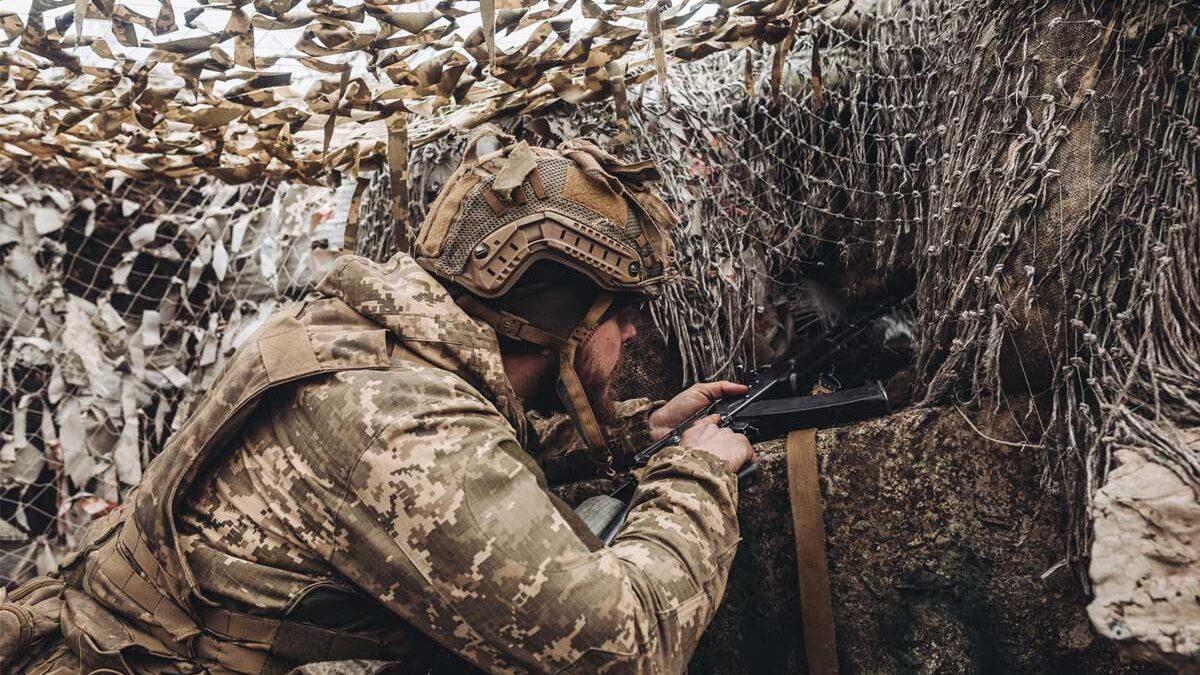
xmin=4 ymin=252 xmax=739 ymax=675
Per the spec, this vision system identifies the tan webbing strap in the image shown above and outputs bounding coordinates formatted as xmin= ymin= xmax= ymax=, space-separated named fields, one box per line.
xmin=556 ymin=293 xmax=615 ymax=456
xmin=342 ymin=175 xmax=370 ymax=253
xmin=454 ymin=293 xmax=568 ymax=348
xmin=198 ymin=604 xmax=277 ymax=644
xmin=192 ymin=633 xmax=269 ymax=675
xmin=481 ymin=0 xmax=496 ymax=68
xmin=565 ymin=292 xmax=614 ymax=352
xmin=528 ymin=166 xmax=547 ymax=199
xmin=120 ymin=521 xmax=171 ymax=590
xmin=386 ymin=111 xmax=411 ymax=254
xmin=785 ymin=428 xmax=839 ymax=675
xmin=197 ymin=604 xmax=387 ymax=675
xmin=480 ymin=185 xmax=506 ymax=214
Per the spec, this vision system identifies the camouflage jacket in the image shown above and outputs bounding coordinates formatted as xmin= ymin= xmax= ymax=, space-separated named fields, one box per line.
xmin=39 ymin=253 xmax=739 ymax=675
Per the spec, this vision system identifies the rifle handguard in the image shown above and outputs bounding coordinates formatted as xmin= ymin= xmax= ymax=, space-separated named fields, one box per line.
xmin=575 ymin=494 xmax=627 ymax=544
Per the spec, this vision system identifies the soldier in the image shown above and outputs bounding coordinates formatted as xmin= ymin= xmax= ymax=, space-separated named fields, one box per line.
xmin=0 ymin=130 xmax=755 ymax=675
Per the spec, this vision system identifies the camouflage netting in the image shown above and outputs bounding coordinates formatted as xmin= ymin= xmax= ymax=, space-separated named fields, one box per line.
xmin=378 ymin=0 xmax=1200 ymax=663
xmin=0 ymin=0 xmax=800 ymax=182
xmin=2 ymin=0 xmax=1199 ymax=669
xmin=0 ymin=163 xmax=346 ymax=581
xmin=515 ymin=1 xmax=1199 ymax=598
xmin=914 ymin=3 xmax=1200 ymax=663
xmin=908 ymin=1 xmax=1199 ymax=565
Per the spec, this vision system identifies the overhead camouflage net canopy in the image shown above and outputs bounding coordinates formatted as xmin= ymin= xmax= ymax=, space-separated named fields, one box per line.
xmin=0 ymin=0 xmax=796 ymax=185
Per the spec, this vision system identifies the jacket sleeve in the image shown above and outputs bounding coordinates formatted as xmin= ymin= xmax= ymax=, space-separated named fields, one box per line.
xmin=328 ymin=382 xmax=739 ymax=675
xmin=530 ymin=398 xmax=662 ymax=484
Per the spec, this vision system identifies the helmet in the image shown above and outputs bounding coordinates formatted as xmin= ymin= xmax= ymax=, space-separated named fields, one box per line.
xmin=414 ymin=125 xmax=678 ymax=469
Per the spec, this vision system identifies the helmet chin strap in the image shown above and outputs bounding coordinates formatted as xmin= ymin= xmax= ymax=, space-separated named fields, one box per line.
xmin=555 ymin=292 xmax=616 ymax=471
xmin=457 ymin=290 xmax=619 ymax=469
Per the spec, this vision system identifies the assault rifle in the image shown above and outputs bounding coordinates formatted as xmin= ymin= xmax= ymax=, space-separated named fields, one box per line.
xmin=577 ymin=305 xmax=899 ymax=545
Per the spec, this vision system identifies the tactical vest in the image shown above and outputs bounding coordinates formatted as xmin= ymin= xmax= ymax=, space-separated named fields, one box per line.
xmin=55 ymin=296 xmax=439 ymax=675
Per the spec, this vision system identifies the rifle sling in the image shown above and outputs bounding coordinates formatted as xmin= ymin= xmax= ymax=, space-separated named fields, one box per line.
xmin=786 ymin=428 xmax=840 ymax=675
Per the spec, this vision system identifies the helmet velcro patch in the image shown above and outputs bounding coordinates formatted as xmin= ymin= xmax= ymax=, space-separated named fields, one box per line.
xmin=561 ymin=166 xmax=629 ymax=227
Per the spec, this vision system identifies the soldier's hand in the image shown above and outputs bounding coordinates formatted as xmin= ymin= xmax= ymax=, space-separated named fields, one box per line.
xmin=679 ymin=415 xmax=756 ymax=473
xmin=648 ymin=381 xmax=749 ymax=442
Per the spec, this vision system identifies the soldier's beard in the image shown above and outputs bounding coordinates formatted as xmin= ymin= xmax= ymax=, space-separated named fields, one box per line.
xmin=573 ymin=342 xmax=617 ymax=427
xmin=521 ymin=346 xmax=617 ymax=428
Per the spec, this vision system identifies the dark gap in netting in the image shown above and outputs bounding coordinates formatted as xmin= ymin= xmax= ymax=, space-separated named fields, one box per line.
xmin=59 ymin=214 xmax=125 ymax=305
xmin=0 ymin=467 xmax=58 ymax=539
xmin=0 ymin=392 xmax=58 ymax=541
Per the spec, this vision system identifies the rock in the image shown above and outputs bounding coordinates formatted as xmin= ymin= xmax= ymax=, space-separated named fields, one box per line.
xmin=1088 ymin=438 xmax=1200 ymax=674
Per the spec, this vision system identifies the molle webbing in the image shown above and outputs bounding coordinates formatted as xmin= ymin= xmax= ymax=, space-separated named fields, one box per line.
xmin=62 ymin=302 xmax=402 ymax=675
xmin=89 ymin=524 xmax=199 ymax=643
xmin=194 ymin=604 xmax=390 ymax=675
xmin=89 ymin=520 xmax=391 ymax=675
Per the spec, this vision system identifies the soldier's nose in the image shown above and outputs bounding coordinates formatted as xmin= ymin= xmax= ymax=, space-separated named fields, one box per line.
xmin=620 ymin=316 xmax=637 ymax=343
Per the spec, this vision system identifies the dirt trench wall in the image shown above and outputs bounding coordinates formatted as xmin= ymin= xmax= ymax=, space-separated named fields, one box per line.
xmin=704 ymin=403 xmax=1174 ymax=674
xmin=562 ymin=402 xmax=1170 ymax=674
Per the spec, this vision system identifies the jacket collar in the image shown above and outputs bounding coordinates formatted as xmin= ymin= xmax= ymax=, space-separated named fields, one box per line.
xmin=316 ymin=253 xmax=526 ymax=433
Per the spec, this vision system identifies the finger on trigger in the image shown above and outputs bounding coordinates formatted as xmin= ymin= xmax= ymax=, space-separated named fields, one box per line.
xmin=719 ymin=380 xmax=749 ymax=395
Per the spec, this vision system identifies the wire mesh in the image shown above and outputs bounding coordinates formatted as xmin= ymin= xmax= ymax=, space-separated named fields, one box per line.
xmin=0 ymin=163 xmax=342 ymax=584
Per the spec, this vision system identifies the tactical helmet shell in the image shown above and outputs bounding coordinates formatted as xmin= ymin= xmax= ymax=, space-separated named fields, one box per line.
xmin=415 ymin=126 xmax=677 ymax=300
